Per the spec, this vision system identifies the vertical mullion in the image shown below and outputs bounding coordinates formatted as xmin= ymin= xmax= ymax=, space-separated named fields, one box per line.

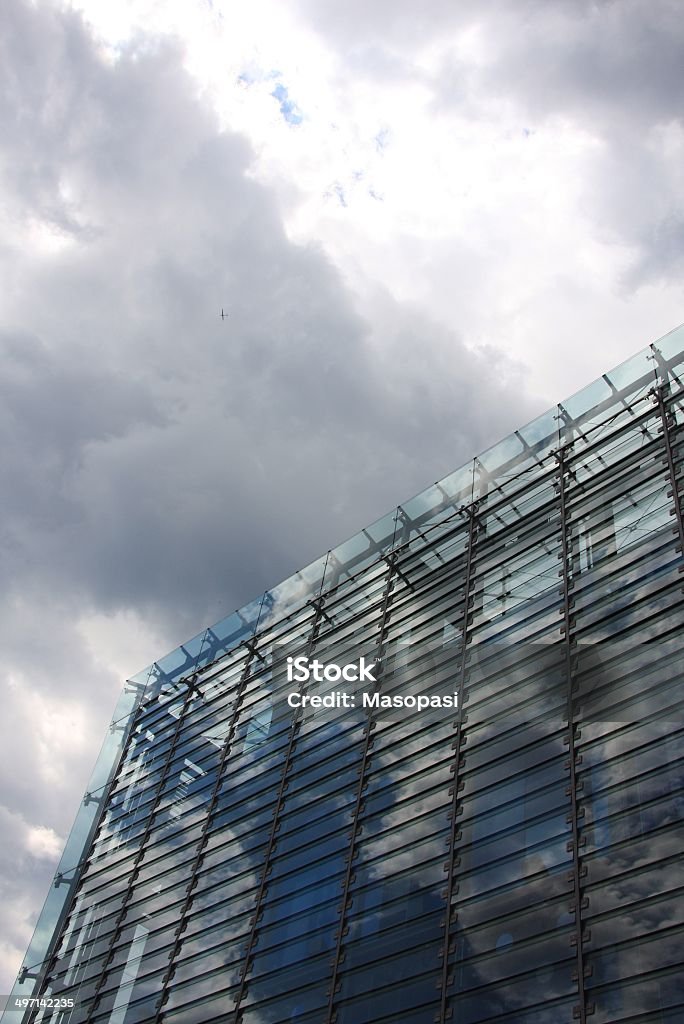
xmin=439 ymin=504 xmax=478 ymax=1024
xmin=324 ymin=553 xmax=398 ymax=1024
xmin=153 ymin=650 xmax=256 ymax=1021
xmin=557 ymin=445 xmax=589 ymax=1024
xmin=24 ymin=689 xmax=149 ymax=1024
xmin=85 ymin=680 xmax=199 ymax=1018
xmin=652 ymin=385 xmax=684 ymax=554
xmin=231 ymin=602 xmax=326 ymax=1023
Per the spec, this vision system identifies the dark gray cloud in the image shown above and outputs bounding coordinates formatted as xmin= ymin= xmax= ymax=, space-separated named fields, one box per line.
xmin=0 ymin=0 xmax=539 ymax=986
xmin=292 ymin=0 xmax=599 ymax=60
xmin=0 ymin=0 xmax=537 ymax=625
xmin=472 ymin=0 xmax=684 ymax=131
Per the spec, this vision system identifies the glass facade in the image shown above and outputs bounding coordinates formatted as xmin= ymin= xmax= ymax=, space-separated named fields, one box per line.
xmin=4 ymin=326 xmax=684 ymax=1024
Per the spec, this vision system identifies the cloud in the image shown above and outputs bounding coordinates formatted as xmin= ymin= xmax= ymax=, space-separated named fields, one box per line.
xmin=471 ymin=1 xmax=684 ymax=132
xmin=438 ymin=1 xmax=684 ymax=290
xmin=296 ymin=0 xmax=684 ymax=293
xmin=25 ymin=827 xmax=63 ymax=861
xmin=0 ymin=0 xmax=541 ymax=990
xmin=0 ymin=806 xmax=65 ymax=989
xmin=0 ymin=0 xmax=539 ymax=620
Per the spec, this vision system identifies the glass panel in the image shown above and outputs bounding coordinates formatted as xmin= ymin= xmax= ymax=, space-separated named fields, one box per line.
xmin=259 ymin=552 xmax=329 ymax=628
xmin=198 ymin=600 xmax=263 ymax=666
xmin=323 ymin=508 xmax=399 ymax=590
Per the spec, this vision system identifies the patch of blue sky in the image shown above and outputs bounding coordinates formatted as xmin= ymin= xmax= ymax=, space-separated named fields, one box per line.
xmin=374 ymin=127 xmax=390 ymax=153
xmin=324 ymin=183 xmax=347 ymax=208
xmin=270 ymin=83 xmax=303 ymax=125
xmin=237 ymin=67 xmax=281 ymax=86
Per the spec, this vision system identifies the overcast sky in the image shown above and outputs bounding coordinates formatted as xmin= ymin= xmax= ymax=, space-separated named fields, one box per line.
xmin=1 ymin=0 xmax=683 ymax=991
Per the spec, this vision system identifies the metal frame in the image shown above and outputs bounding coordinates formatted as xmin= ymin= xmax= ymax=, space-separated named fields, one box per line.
xmin=8 ymin=335 xmax=684 ymax=1024
xmin=437 ymin=503 xmax=478 ymax=1024
xmin=85 ymin=677 xmax=200 ymax=1019
xmin=152 ymin=651 xmax=256 ymax=1020
xmin=230 ymin=599 xmax=328 ymax=1024
xmin=324 ymin=555 xmax=397 ymax=1024
xmin=556 ymin=444 xmax=590 ymax=1024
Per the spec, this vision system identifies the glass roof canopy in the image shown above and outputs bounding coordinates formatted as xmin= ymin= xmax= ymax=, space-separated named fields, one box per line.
xmin=126 ymin=322 xmax=684 ymax=703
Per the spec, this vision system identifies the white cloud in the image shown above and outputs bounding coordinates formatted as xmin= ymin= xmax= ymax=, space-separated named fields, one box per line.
xmin=24 ymin=827 xmax=63 ymax=862
xmin=65 ymin=0 xmax=684 ymax=399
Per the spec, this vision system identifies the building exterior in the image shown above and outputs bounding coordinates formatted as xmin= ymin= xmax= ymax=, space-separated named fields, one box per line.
xmin=4 ymin=328 xmax=684 ymax=1024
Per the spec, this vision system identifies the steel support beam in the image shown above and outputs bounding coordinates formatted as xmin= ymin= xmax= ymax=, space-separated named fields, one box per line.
xmin=85 ymin=679 xmax=199 ymax=1019
xmin=153 ymin=649 xmax=256 ymax=1021
xmin=556 ymin=445 xmax=589 ymax=1024
xmin=230 ymin=601 xmax=327 ymax=1024
xmin=437 ymin=503 xmax=478 ymax=1024
xmin=25 ymin=683 xmax=151 ymax=1024
xmin=324 ymin=555 xmax=397 ymax=1024
xmin=652 ymin=385 xmax=684 ymax=555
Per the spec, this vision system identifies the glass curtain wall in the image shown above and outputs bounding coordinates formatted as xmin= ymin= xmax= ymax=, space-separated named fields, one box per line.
xmin=4 ymin=327 xmax=684 ymax=1024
